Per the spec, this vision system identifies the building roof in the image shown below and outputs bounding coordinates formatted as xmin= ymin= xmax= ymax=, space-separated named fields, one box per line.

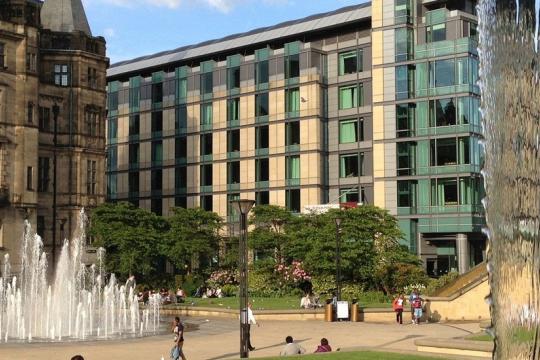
xmin=107 ymin=2 xmax=371 ymax=79
xmin=41 ymin=0 xmax=92 ymax=36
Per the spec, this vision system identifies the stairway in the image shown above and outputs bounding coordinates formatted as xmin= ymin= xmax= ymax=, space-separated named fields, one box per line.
xmin=433 ymin=262 xmax=488 ymax=297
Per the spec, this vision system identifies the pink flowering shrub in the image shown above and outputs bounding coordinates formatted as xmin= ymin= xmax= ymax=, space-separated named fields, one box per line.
xmin=207 ymin=269 xmax=238 ymax=288
xmin=275 ymin=260 xmax=311 ymax=285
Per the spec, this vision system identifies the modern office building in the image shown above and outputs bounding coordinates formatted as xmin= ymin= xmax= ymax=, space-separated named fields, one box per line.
xmin=106 ymin=0 xmax=483 ymax=275
xmin=0 ymin=0 xmax=108 ymax=272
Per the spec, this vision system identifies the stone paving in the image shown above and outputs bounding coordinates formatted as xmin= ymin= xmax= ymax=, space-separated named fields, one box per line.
xmin=0 ymin=317 xmax=485 ymax=360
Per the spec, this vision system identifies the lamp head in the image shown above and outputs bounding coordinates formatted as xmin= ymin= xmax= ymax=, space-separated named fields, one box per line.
xmin=334 ymin=217 xmax=342 ymax=227
xmin=231 ymin=199 xmax=255 ymax=215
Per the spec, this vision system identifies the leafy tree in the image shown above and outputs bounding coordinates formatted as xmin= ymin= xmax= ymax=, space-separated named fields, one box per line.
xmin=163 ymin=207 xmax=223 ymax=276
xmin=248 ymin=205 xmax=292 ymax=263
xmin=89 ymin=202 xmax=168 ymax=280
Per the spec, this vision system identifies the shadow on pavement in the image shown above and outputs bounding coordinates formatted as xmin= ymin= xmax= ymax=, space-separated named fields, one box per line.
xmin=205 ymin=338 xmax=311 ymax=360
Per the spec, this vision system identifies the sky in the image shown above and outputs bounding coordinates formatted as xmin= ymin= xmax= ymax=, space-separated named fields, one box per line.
xmin=81 ymin=0 xmax=369 ymax=64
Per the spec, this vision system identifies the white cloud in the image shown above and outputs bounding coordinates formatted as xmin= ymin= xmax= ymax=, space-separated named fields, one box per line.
xmin=103 ymin=27 xmax=116 ymax=38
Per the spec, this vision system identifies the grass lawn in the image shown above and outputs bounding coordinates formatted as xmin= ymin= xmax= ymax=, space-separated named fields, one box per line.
xmin=259 ymin=350 xmax=451 ymax=360
xmin=467 ymin=328 xmax=534 ymax=343
xmin=177 ymin=297 xmax=391 ymax=310
xmin=467 ymin=333 xmax=493 ymax=342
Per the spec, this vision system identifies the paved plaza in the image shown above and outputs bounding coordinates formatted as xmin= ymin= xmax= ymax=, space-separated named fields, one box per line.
xmin=0 ymin=317 xmax=485 ymax=360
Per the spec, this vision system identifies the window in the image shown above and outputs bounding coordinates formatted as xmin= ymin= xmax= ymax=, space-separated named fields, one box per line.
xmin=256 ymin=191 xmax=270 ymax=205
xmin=86 ymin=110 xmax=98 ymax=136
xmin=176 ymin=77 xmax=187 ymax=100
xmin=340 ymin=188 xmax=360 ymax=203
xmin=286 ymin=155 xmax=300 ymax=180
xmin=431 ymin=178 xmax=458 ymax=206
xmin=227 ymin=193 xmax=241 ymax=221
xmin=339 ymin=119 xmax=359 ymax=144
xmin=0 ymin=43 xmax=5 ymax=68
xmin=256 ymin=60 xmax=269 ymax=85
xmin=396 ymin=104 xmax=415 ymax=137
xmin=26 ymin=53 xmax=36 ymax=72
xmin=255 ymin=93 xmax=269 ymax=117
xmin=227 ymin=129 xmax=240 ymax=153
xmin=108 ymin=89 xmax=118 ymax=112
xmin=396 ymin=65 xmax=415 ymax=100
xmin=200 ymin=164 xmax=213 ymax=186
xmin=200 ymin=133 xmax=213 ymax=156
xmin=286 ymin=189 xmax=301 ymax=213
xmin=397 ymin=142 xmax=416 ymax=176
xmin=37 ymin=216 xmax=45 ymax=238
xmin=27 ymin=102 xmax=33 ymax=124
xmin=39 ymin=107 xmax=50 ymax=131
xmin=256 ymin=125 xmax=269 ymax=149
xmin=87 ymin=67 xmax=97 ymax=88
xmin=107 ymin=147 xmax=118 ymax=172
xmin=285 ymin=121 xmax=300 ymax=146
xmin=256 ymin=158 xmax=269 ymax=182
xmin=201 ymin=72 xmax=213 ymax=95
xmin=38 ymin=157 xmax=50 ymax=192
xmin=286 ymin=88 xmax=300 ymax=115
xmin=227 ymin=98 xmax=240 ymax=123
xmin=430 ymin=137 xmax=470 ymax=166
xmin=464 ymin=21 xmax=478 ymax=39
xmin=430 ymin=98 xmax=456 ymax=127
xmin=129 ymin=79 xmax=140 ymax=109
xmin=151 ymin=169 xmax=162 ymax=191
xmin=129 ymin=114 xmax=140 ymax=136
xmin=340 ymin=153 xmax=364 ymax=178
xmin=175 ymin=196 xmax=187 ymax=208
xmin=339 ymin=84 xmax=363 ymax=109
xmin=339 ymin=50 xmax=362 ymax=75
xmin=285 ymin=54 xmax=300 ymax=79
xmin=152 ymin=82 xmax=163 ymax=104
xmin=395 ymin=0 xmax=412 ymax=24
xmin=201 ymin=103 xmax=213 ymax=127
xmin=227 ymin=161 xmax=240 ymax=184
xmin=107 ymin=117 xmax=117 ymax=142
xmin=86 ymin=160 xmax=96 ymax=194
xmin=397 ymin=180 xmax=417 ymax=207
xmin=175 ymin=137 xmax=187 ymax=160
xmin=151 ymin=198 xmax=162 ymax=216
xmin=26 ymin=166 xmax=34 ymax=191
xmin=151 ymin=111 xmax=163 ymax=135
xmin=426 ymin=23 xmax=446 ymax=43
xmin=228 ymin=66 xmax=240 ymax=90
xmin=176 ymin=105 xmax=187 ymax=132
xmin=201 ymin=195 xmax=213 ymax=211
xmin=430 ymin=59 xmax=455 ymax=88
xmin=128 ymin=171 xmax=139 ymax=194
xmin=129 ymin=143 xmax=139 ymax=165
xmin=151 ymin=141 xmax=163 ymax=165
xmin=54 ymin=64 xmax=69 ymax=86
xmin=395 ymin=28 xmax=414 ymax=62
xmin=175 ymin=166 xmax=187 ymax=189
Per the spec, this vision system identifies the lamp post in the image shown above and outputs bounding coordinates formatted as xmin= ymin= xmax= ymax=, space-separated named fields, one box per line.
xmin=231 ymin=199 xmax=255 ymax=358
xmin=334 ymin=217 xmax=342 ymax=302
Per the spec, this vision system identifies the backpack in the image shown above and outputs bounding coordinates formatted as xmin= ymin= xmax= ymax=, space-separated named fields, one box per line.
xmin=413 ymin=298 xmax=422 ymax=309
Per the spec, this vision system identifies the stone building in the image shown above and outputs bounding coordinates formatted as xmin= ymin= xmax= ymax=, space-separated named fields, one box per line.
xmin=0 ymin=0 xmax=108 ymax=272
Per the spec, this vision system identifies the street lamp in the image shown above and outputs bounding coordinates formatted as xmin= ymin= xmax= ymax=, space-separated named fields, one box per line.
xmin=334 ymin=217 xmax=342 ymax=302
xmin=231 ymin=199 xmax=255 ymax=358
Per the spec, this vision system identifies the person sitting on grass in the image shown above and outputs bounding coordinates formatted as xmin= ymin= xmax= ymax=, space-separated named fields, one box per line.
xmin=300 ymin=293 xmax=312 ymax=309
xmin=280 ymin=336 xmax=306 ymax=356
xmin=314 ymin=338 xmax=332 ymax=353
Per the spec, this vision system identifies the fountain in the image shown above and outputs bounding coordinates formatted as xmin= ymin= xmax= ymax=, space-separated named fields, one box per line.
xmin=478 ymin=0 xmax=540 ymax=358
xmin=0 ymin=210 xmax=161 ymax=342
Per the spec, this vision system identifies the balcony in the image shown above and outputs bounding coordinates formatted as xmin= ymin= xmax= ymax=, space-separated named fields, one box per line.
xmin=0 ymin=186 xmax=9 ymax=207
xmin=398 ymin=204 xmax=484 ymax=216
xmin=415 ymin=37 xmax=478 ymax=59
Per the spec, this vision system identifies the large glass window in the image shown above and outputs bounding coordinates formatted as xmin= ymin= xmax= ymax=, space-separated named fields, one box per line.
xmin=431 ymin=138 xmax=457 ymax=166
xmin=255 ymin=93 xmax=269 ymax=117
xmin=227 ymin=66 xmax=240 ymax=90
xmin=431 ymin=178 xmax=458 ymax=206
xmin=201 ymin=195 xmax=213 ymax=211
xmin=175 ymin=166 xmax=187 ymax=189
xmin=256 ymin=60 xmax=269 ymax=85
xmin=129 ymin=143 xmax=139 ymax=165
xmin=256 ymin=125 xmax=269 ymax=149
xmin=339 ymin=84 xmax=363 ymax=109
xmin=397 ymin=142 xmax=416 ymax=176
xmin=175 ymin=137 xmax=187 ymax=160
xmin=151 ymin=111 xmax=163 ymax=135
xmin=151 ymin=141 xmax=163 ymax=165
xmin=426 ymin=23 xmax=446 ymax=43
xmin=430 ymin=98 xmax=456 ymax=127
xmin=176 ymin=77 xmax=187 ymax=100
xmin=396 ymin=104 xmax=415 ymax=137
xmin=227 ymin=129 xmax=240 ymax=153
xmin=339 ymin=119 xmax=359 ymax=144
xmin=395 ymin=28 xmax=414 ymax=62
xmin=285 ymin=121 xmax=300 ymax=146
xmin=38 ymin=157 xmax=50 ymax=193
xmin=200 ymin=133 xmax=213 ymax=156
xmin=201 ymin=72 xmax=213 ymax=95
xmin=129 ymin=172 xmax=139 ymax=194
xmin=395 ymin=0 xmax=412 ymax=24
xmin=176 ymin=105 xmax=187 ymax=131
xmin=340 ymin=188 xmax=360 ymax=203
xmin=151 ymin=170 xmax=162 ymax=191
xmin=286 ymin=156 xmax=300 ymax=180
xmin=201 ymin=103 xmax=213 ymax=126
xmin=54 ymin=64 xmax=69 ymax=86
xmin=340 ymin=153 xmax=363 ymax=178
xmin=200 ymin=164 xmax=213 ymax=186
xmin=398 ymin=180 xmax=417 ymax=207
xmin=285 ymin=54 xmax=300 ymax=79
xmin=286 ymin=88 xmax=300 ymax=114
xmin=396 ymin=65 xmax=415 ymax=100
xmin=39 ymin=107 xmax=50 ymax=131
xmin=227 ymin=98 xmax=240 ymax=123
xmin=256 ymin=158 xmax=269 ymax=182
xmin=256 ymin=191 xmax=270 ymax=205
xmin=430 ymin=59 xmax=455 ymax=88
xmin=339 ymin=50 xmax=363 ymax=75
xmin=129 ymin=114 xmax=140 ymax=136
xmin=151 ymin=82 xmax=163 ymax=104
xmin=227 ymin=161 xmax=240 ymax=184
xmin=286 ymin=189 xmax=301 ymax=213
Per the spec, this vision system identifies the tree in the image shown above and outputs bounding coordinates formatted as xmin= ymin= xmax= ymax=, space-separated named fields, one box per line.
xmin=89 ymin=202 xmax=168 ymax=280
xmin=248 ymin=205 xmax=292 ymax=264
xmin=163 ymin=207 xmax=223 ymax=276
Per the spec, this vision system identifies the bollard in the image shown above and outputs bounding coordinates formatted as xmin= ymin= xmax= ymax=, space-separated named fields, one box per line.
xmin=324 ymin=300 xmax=334 ymax=322
xmin=351 ymin=301 xmax=359 ymax=322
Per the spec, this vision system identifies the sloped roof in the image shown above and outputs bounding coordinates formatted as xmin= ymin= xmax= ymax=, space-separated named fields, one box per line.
xmin=107 ymin=2 xmax=371 ymax=78
xmin=41 ymin=0 xmax=92 ymax=36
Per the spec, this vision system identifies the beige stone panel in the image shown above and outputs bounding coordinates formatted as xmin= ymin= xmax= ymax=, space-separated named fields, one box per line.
xmin=187 ymin=195 xmax=198 ymax=208
xmin=382 ymin=30 xmax=395 ymax=65
xmin=372 ymin=31 xmax=383 ymax=66
xmin=300 ymin=117 xmax=320 ymax=152
xmin=213 ymin=130 xmax=227 ymax=161
xmin=300 ymin=84 xmax=320 ymax=118
xmin=269 ymin=89 xmax=285 ymax=122
xmin=164 ymin=167 xmax=174 ymax=193
xmin=373 ymin=143 xmax=385 ymax=178
xmin=188 ymin=103 xmax=199 ymax=132
xmin=118 ymin=143 xmax=128 ymax=168
xmin=164 ymin=138 xmax=174 ymax=162
xmin=240 ymin=95 xmax=254 ymax=124
xmin=373 ymin=180 xmax=386 ymax=209
xmin=117 ymin=172 xmax=128 ymax=194
xmin=269 ymin=156 xmax=285 ymax=186
xmin=163 ymin=198 xmax=175 ymax=217
xmin=140 ymin=112 xmax=150 ymax=136
xmin=164 ymin=108 xmax=175 ymax=133
xmin=214 ymin=99 xmax=227 ymax=129
xmin=384 ymin=180 xmax=397 ymax=215
xmin=372 ymin=0 xmax=383 ymax=28
xmin=187 ymin=165 xmax=198 ymax=193
xmin=382 ymin=0 xmax=395 ymax=27
xmin=140 ymin=170 xmax=150 ymax=193
xmin=187 ymin=134 xmax=198 ymax=162
xmin=214 ymin=194 xmax=227 ymax=219
xmin=140 ymin=141 xmax=151 ymax=165
xmin=270 ymin=189 xmax=286 ymax=207
xmin=302 ymin=187 xmax=322 ymax=209
xmin=118 ymin=115 xmax=128 ymax=139
xmin=241 ymin=158 xmax=255 ymax=190
xmin=269 ymin=122 xmax=285 ymax=155
xmin=300 ymin=153 xmax=320 ymax=186
xmin=373 ymin=106 xmax=385 ymax=141
xmin=372 ymin=67 xmax=384 ymax=103
xmin=213 ymin=162 xmax=227 ymax=192
xmin=243 ymin=126 xmax=255 ymax=158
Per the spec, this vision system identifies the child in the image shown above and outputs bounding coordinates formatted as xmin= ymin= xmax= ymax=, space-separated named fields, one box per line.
xmin=392 ymin=294 xmax=405 ymax=324
xmin=412 ymin=296 xmax=423 ymax=325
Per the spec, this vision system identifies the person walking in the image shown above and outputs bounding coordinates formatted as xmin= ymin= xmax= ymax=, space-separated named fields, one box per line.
xmin=412 ymin=295 xmax=424 ymax=325
xmin=393 ymin=294 xmax=405 ymax=324
xmin=280 ymin=336 xmax=306 ymax=356
xmin=246 ymin=302 xmax=259 ymax=351
xmin=171 ymin=316 xmax=187 ymax=360
xmin=408 ymin=289 xmax=418 ymax=324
